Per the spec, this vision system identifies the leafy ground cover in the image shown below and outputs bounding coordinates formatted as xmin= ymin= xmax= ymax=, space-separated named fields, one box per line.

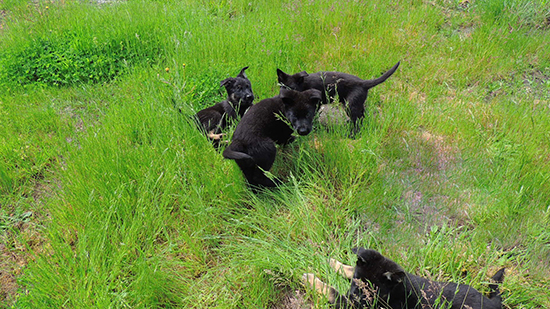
xmin=1 ymin=0 xmax=549 ymax=307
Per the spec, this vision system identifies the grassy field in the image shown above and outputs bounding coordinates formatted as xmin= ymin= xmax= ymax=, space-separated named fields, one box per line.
xmin=1 ymin=0 xmax=550 ymax=307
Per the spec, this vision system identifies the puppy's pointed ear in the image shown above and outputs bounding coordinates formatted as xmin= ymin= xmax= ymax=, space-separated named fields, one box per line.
xmin=237 ymin=66 xmax=249 ymax=79
xmin=352 ymin=247 xmax=368 ymax=262
xmin=308 ymin=89 xmax=322 ymax=105
xmin=296 ymin=71 xmax=308 ymax=84
xmin=221 ymin=78 xmax=234 ymax=88
xmin=277 ymin=68 xmax=289 ymax=83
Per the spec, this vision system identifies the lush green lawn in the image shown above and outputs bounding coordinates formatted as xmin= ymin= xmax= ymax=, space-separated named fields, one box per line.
xmin=1 ymin=0 xmax=549 ymax=307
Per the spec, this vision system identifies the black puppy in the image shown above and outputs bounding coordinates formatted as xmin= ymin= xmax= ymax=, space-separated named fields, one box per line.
xmin=303 ymin=248 xmax=505 ymax=309
xmin=223 ymin=88 xmax=322 ymax=188
xmin=196 ymin=66 xmax=254 ymax=142
xmin=277 ymin=61 xmax=400 ymax=136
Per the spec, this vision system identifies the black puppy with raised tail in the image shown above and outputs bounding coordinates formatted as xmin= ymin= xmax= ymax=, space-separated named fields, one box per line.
xmin=223 ymin=88 xmax=322 ymax=189
xmin=277 ymin=61 xmax=399 ymax=136
xmin=303 ymin=248 xmax=505 ymax=309
xmin=196 ymin=66 xmax=254 ymax=143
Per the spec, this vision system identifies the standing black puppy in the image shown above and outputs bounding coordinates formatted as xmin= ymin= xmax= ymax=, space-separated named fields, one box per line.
xmin=196 ymin=66 xmax=254 ymax=142
xmin=223 ymin=88 xmax=322 ymax=188
xmin=277 ymin=61 xmax=399 ymax=136
xmin=303 ymin=248 xmax=505 ymax=309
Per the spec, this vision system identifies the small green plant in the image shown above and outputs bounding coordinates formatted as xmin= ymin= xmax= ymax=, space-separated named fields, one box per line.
xmin=185 ymin=69 xmax=234 ymax=109
xmin=0 ymin=1 xmax=169 ymax=88
xmin=0 ymin=209 xmax=32 ymax=232
xmin=0 ymin=31 xmax=164 ymax=87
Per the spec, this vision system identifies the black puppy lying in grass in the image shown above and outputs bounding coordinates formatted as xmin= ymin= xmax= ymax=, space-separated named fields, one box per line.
xmin=195 ymin=66 xmax=254 ymax=144
xmin=277 ymin=61 xmax=400 ymax=136
xmin=223 ymin=88 xmax=322 ymax=189
xmin=303 ymin=248 xmax=505 ymax=309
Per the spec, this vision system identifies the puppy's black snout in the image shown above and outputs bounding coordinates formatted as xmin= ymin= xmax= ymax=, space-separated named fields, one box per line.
xmin=297 ymin=127 xmax=310 ymax=136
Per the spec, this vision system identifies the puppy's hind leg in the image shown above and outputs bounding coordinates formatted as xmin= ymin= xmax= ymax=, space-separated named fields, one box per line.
xmin=488 ymin=268 xmax=505 ymax=301
xmin=344 ymin=90 xmax=368 ymax=138
xmin=329 ymin=258 xmax=355 ymax=279
xmin=302 ymin=273 xmax=339 ymax=304
xmin=244 ymin=141 xmax=281 ymax=188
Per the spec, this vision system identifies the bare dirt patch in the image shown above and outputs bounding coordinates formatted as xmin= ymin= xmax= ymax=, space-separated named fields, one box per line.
xmin=0 ymin=10 xmax=6 ymax=30
xmin=271 ymin=289 xmax=311 ymax=309
xmin=0 ymin=245 xmax=19 ymax=303
xmin=0 ymin=179 xmax=53 ymax=306
xmin=0 ymin=234 xmax=29 ymax=305
xmin=418 ymin=129 xmax=457 ymax=171
xmin=523 ymin=69 xmax=550 ymax=98
xmin=383 ymin=127 xmax=473 ymax=230
xmin=486 ymin=68 xmax=550 ymax=102
xmin=317 ymin=104 xmax=349 ymax=127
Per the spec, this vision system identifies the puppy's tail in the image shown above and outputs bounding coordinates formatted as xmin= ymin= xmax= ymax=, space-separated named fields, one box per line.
xmin=222 ymin=148 xmax=256 ymax=167
xmin=487 ymin=268 xmax=505 ymax=301
xmin=362 ymin=61 xmax=400 ymax=89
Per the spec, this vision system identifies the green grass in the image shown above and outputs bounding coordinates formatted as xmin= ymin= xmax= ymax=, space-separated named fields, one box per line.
xmin=1 ymin=0 xmax=549 ymax=307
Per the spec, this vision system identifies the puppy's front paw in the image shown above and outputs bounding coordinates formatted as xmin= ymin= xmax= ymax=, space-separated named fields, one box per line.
xmin=302 ymin=273 xmax=316 ymax=287
xmin=329 ymin=258 xmax=339 ymax=270
xmin=208 ymin=132 xmax=225 ymax=140
xmin=330 ymin=258 xmax=355 ymax=279
xmin=283 ymin=135 xmax=296 ymax=145
xmin=302 ymin=273 xmax=337 ymax=303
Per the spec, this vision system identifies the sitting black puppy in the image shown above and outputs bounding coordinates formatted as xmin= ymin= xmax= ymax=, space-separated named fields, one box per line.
xmin=196 ymin=66 xmax=254 ymax=143
xmin=303 ymin=247 xmax=505 ymax=309
xmin=223 ymin=88 xmax=322 ymax=188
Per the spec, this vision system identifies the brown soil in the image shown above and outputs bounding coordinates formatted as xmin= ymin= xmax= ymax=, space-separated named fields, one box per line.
xmin=271 ymin=289 xmax=312 ymax=309
xmin=392 ymin=127 xmax=468 ymax=230
xmin=0 ymin=180 xmax=52 ymax=305
xmin=0 ymin=10 xmax=6 ymax=30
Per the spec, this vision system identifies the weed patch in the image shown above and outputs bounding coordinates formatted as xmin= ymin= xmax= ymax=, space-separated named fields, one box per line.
xmin=0 ymin=29 xmax=163 ymax=87
xmin=476 ymin=0 xmax=550 ymax=30
xmin=0 ymin=1 xmax=169 ymax=88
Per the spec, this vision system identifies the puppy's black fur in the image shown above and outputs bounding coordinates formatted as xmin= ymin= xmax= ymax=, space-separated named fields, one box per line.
xmin=277 ymin=61 xmax=400 ymax=136
xmin=196 ymin=67 xmax=254 ymax=142
xmin=307 ymin=248 xmax=505 ymax=309
xmin=222 ymin=88 xmax=322 ymax=188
